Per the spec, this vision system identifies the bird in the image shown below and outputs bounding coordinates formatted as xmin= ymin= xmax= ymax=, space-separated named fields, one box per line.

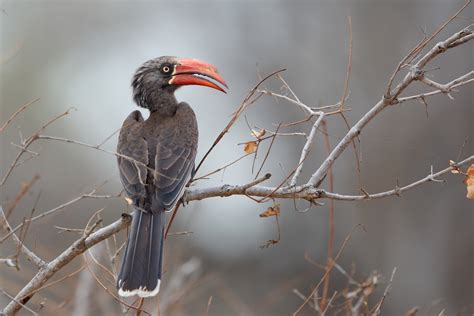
xmin=116 ymin=56 xmax=227 ymax=297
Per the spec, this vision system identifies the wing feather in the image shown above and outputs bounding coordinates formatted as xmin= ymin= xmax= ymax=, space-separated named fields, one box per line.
xmin=153 ymin=137 xmax=195 ymax=211
xmin=117 ymin=111 xmax=148 ymax=203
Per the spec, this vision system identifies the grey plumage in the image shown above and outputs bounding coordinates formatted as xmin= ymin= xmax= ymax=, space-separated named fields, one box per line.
xmin=116 ymin=56 xmax=225 ymax=297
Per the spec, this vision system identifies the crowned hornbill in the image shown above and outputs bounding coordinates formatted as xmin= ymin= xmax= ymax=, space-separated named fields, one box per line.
xmin=117 ymin=56 xmax=227 ymax=297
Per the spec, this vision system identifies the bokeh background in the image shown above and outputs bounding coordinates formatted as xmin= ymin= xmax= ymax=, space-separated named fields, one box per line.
xmin=1 ymin=1 xmax=472 ymax=315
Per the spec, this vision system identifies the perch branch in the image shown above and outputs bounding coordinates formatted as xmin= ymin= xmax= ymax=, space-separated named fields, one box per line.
xmin=183 ymin=156 xmax=473 ymax=202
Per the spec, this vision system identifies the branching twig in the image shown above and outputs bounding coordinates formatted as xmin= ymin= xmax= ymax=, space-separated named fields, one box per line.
xmin=1 ymin=11 xmax=473 ymax=315
xmin=1 ymin=189 xmax=120 ymax=244
xmin=0 ymin=206 xmax=46 ymax=269
xmin=1 ymin=214 xmax=132 ymax=315
xmin=309 ymin=26 xmax=473 ymax=188
xmin=317 ymin=156 xmax=473 ymax=201
xmin=184 ymin=156 xmax=473 ymax=202
xmin=0 ymin=108 xmax=72 ymax=188
xmin=0 ymin=98 xmax=39 ymax=134
xmin=194 ymin=69 xmax=286 ymax=174
xmin=371 ymin=267 xmax=397 ymax=315
xmin=385 ymin=0 xmax=471 ymax=96
xmin=290 ymin=112 xmax=325 ymax=187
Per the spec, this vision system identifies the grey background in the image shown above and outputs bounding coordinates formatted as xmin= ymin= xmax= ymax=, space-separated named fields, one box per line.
xmin=1 ymin=1 xmax=472 ymax=315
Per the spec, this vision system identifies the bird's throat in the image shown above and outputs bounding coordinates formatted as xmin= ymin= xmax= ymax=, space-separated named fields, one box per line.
xmin=147 ymin=93 xmax=178 ymax=117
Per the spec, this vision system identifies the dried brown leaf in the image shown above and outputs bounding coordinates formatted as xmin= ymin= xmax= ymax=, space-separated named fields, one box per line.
xmin=465 ymin=164 xmax=474 ymax=199
xmin=260 ymin=239 xmax=279 ymax=248
xmin=243 ymin=141 xmax=258 ymax=154
xmin=259 ymin=204 xmax=280 ymax=217
xmin=404 ymin=306 xmax=419 ymax=316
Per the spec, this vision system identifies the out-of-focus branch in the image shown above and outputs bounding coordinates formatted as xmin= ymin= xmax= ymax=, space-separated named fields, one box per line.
xmin=0 ymin=98 xmax=39 ymax=134
xmin=371 ymin=267 xmax=397 ymax=315
xmin=0 ymin=207 xmax=46 ymax=269
xmin=0 ymin=188 xmax=120 ymax=245
xmin=0 ymin=109 xmax=71 ymax=188
xmin=1 ymin=214 xmax=132 ymax=316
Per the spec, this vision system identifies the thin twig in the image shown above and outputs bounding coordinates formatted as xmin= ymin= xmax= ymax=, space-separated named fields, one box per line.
xmin=1 ymin=214 xmax=132 ymax=315
xmin=321 ymin=291 xmax=337 ymax=316
xmin=1 ymin=189 xmax=120 ymax=244
xmin=320 ymin=120 xmax=335 ymax=310
xmin=4 ymin=175 xmax=40 ymax=219
xmin=0 ymin=108 xmax=72 ymax=187
xmin=0 ymin=206 xmax=46 ymax=269
xmin=309 ymin=27 xmax=473 ymax=187
xmin=385 ymin=0 xmax=471 ymax=96
xmin=192 ymin=152 xmax=253 ymax=181
xmin=255 ymin=124 xmax=281 ymax=179
xmin=290 ymin=113 xmax=325 ymax=186
xmin=0 ymin=290 xmax=39 ymax=315
xmin=293 ymin=226 xmax=359 ymax=315
xmin=317 ymin=156 xmax=473 ymax=201
xmin=205 ymin=296 xmax=213 ymax=316
xmin=371 ymin=267 xmax=397 ymax=315
xmin=194 ymin=69 xmax=286 ymax=174
xmin=0 ymin=98 xmax=39 ymax=134
xmin=184 ymin=156 xmax=473 ymax=202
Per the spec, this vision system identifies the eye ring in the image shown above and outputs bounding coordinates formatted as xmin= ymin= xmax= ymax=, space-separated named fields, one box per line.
xmin=161 ymin=65 xmax=171 ymax=74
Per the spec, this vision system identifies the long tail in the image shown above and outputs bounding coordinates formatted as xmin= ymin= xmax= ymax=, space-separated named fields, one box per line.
xmin=117 ymin=209 xmax=165 ymax=297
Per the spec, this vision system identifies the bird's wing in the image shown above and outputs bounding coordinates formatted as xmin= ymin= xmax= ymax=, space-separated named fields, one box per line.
xmin=117 ymin=110 xmax=149 ymax=203
xmin=153 ymin=132 xmax=196 ymax=212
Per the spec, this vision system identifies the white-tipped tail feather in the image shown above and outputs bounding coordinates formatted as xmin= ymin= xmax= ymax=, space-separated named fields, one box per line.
xmin=118 ymin=279 xmax=161 ymax=298
xmin=116 ymin=210 xmax=165 ymax=298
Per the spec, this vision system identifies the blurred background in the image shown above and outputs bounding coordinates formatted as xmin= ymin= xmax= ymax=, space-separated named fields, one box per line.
xmin=1 ymin=1 xmax=472 ymax=315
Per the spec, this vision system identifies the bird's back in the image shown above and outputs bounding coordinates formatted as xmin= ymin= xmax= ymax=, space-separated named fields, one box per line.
xmin=117 ymin=103 xmax=198 ymax=214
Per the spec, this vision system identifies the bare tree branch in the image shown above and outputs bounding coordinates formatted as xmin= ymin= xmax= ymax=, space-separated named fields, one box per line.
xmin=1 ymin=17 xmax=472 ymax=316
xmin=184 ymin=155 xmax=473 ymax=203
xmin=0 ymin=207 xmax=46 ymax=269
xmin=0 ymin=189 xmax=120 ymax=245
xmin=370 ymin=267 xmax=397 ymax=315
xmin=1 ymin=214 xmax=132 ymax=315
xmin=308 ymin=26 xmax=473 ymax=187
xmin=316 ymin=156 xmax=473 ymax=201
xmin=290 ymin=112 xmax=325 ymax=186
xmin=0 ymin=98 xmax=39 ymax=134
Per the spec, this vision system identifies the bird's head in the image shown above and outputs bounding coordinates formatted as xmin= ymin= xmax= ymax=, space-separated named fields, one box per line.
xmin=131 ymin=56 xmax=227 ymax=111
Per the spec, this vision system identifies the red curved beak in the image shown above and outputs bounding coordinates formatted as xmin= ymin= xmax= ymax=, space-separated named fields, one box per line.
xmin=169 ymin=58 xmax=228 ymax=93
